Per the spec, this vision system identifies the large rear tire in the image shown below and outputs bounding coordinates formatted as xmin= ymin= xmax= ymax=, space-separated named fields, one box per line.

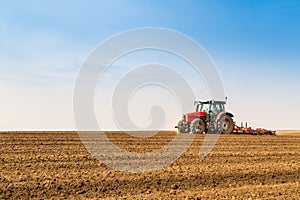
xmin=190 ymin=118 xmax=206 ymax=134
xmin=220 ymin=115 xmax=234 ymax=134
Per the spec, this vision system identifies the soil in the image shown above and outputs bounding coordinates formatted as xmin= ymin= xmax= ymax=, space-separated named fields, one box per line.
xmin=0 ymin=131 xmax=299 ymax=199
xmin=276 ymin=130 xmax=300 ymax=136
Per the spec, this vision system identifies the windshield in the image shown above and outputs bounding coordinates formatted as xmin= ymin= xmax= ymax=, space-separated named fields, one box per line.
xmin=196 ymin=102 xmax=225 ymax=113
xmin=196 ymin=103 xmax=210 ymax=112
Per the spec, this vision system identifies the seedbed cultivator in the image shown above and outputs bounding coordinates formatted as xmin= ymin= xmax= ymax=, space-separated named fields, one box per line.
xmin=234 ymin=122 xmax=275 ymax=135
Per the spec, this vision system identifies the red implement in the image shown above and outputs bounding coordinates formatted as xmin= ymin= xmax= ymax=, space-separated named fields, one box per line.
xmin=233 ymin=123 xmax=275 ymax=135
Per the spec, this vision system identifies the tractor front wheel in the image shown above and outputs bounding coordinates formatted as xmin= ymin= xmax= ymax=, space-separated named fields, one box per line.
xmin=177 ymin=120 xmax=190 ymax=133
xmin=190 ymin=118 xmax=206 ymax=134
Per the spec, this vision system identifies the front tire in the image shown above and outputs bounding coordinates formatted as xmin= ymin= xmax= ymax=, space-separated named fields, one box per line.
xmin=190 ymin=118 xmax=206 ymax=134
xmin=177 ymin=120 xmax=190 ymax=133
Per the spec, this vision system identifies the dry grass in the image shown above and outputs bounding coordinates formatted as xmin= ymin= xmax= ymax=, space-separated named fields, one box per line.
xmin=276 ymin=130 xmax=300 ymax=136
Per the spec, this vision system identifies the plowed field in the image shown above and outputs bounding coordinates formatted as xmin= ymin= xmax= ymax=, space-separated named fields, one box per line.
xmin=0 ymin=131 xmax=299 ymax=199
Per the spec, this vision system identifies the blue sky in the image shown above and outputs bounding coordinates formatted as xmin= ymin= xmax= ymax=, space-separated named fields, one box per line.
xmin=0 ymin=0 xmax=299 ymax=130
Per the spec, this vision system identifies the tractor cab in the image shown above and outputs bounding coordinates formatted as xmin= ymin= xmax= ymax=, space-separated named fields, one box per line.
xmin=195 ymin=100 xmax=225 ymax=116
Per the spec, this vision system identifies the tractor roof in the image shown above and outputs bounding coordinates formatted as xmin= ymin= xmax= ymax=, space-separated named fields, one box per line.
xmin=194 ymin=100 xmax=226 ymax=105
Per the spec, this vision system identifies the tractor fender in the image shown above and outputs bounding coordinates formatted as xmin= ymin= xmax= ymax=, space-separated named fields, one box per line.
xmin=226 ymin=112 xmax=234 ymax=118
xmin=215 ymin=112 xmax=234 ymax=122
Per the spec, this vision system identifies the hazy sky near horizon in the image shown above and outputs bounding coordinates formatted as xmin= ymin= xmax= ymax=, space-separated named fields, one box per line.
xmin=0 ymin=0 xmax=300 ymax=130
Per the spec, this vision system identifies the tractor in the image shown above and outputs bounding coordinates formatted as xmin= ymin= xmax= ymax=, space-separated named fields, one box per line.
xmin=175 ymin=100 xmax=234 ymax=134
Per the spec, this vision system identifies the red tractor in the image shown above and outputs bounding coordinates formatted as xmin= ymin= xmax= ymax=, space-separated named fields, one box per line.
xmin=175 ymin=100 xmax=234 ymax=134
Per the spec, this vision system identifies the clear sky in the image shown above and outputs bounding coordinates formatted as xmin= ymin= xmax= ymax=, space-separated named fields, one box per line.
xmin=0 ymin=0 xmax=299 ymax=130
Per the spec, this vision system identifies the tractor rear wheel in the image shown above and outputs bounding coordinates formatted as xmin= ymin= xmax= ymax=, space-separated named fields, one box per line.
xmin=220 ymin=115 xmax=234 ymax=134
xmin=190 ymin=118 xmax=206 ymax=134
